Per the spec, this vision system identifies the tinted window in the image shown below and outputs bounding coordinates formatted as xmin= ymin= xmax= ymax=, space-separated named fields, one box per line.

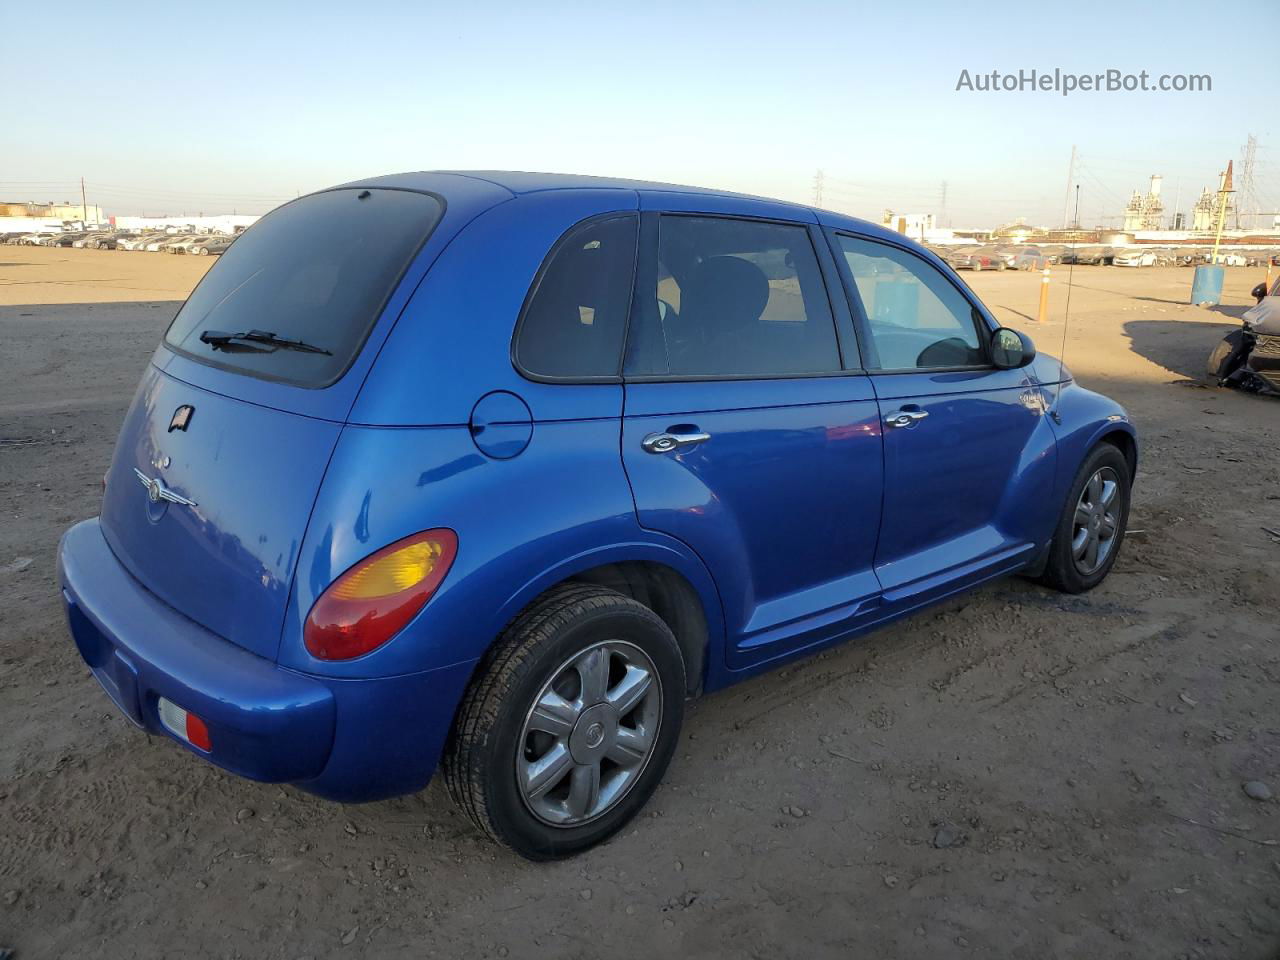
xmin=626 ymin=216 xmax=839 ymax=377
xmin=515 ymin=215 xmax=638 ymax=379
xmin=164 ymin=188 xmax=442 ymax=387
xmin=837 ymin=235 xmax=987 ymax=370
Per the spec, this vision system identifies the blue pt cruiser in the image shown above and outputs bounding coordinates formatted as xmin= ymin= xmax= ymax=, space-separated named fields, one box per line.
xmin=57 ymin=172 xmax=1136 ymax=859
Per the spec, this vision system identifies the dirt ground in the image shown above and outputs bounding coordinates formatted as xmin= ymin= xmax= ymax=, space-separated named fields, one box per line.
xmin=2 ymin=246 xmax=1278 ymax=960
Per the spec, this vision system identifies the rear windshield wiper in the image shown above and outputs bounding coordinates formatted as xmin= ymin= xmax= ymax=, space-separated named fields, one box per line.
xmin=199 ymin=329 xmax=332 ymax=355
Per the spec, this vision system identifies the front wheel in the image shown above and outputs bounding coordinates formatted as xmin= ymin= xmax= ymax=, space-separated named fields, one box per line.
xmin=1039 ymin=444 xmax=1131 ymax=593
xmin=1206 ymin=330 xmax=1245 ymax=381
xmin=445 ymin=584 xmax=685 ymax=860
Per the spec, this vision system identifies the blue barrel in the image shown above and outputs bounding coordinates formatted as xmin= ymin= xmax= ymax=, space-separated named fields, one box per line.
xmin=1191 ymin=265 xmax=1224 ymax=306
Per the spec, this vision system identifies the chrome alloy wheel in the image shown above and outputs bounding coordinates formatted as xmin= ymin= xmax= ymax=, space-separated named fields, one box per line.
xmin=1071 ymin=466 xmax=1120 ymax=575
xmin=516 ymin=640 xmax=662 ymax=827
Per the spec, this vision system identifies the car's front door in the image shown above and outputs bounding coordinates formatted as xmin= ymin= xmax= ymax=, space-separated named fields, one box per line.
xmin=828 ymin=230 xmax=1059 ymax=607
xmin=621 ymin=204 xmax=884 ymax=672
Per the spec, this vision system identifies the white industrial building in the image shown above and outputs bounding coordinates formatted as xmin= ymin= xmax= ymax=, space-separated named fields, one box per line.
xmin=1122 ymin=175 xmax=1165 ymax=231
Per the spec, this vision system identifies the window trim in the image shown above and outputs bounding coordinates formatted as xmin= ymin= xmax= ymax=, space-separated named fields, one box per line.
xmin=161 ymin=186 xmax=447 ymax=390
xmin=826 ymin=228 xmax=999 ymax=376
xmin=620 ymin=211 xmax=854 ymax=383
xmin=509 ymin=211 xmax=640 ymax=385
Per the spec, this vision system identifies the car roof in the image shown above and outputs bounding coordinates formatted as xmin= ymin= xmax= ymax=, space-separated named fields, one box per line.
xmin=334 ymin=169 xmax=901 ymax=243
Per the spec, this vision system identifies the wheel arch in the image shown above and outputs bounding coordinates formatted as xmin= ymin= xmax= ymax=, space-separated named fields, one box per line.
xmin=1094 ymin=425 xmax=1138 ymax=482
xmin=484 ymin=541 xmax=724 ymax=698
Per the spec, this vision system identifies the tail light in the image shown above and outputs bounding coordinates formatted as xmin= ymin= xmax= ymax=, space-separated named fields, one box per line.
xmin=304 ymin=529 xmax=458 ymax=661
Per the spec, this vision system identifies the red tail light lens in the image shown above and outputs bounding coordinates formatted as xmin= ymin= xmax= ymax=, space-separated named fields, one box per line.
xmin=304 ymin=529 xmax=458 ymax=661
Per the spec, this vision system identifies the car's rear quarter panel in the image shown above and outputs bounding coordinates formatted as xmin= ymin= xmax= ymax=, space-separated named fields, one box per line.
xmin=292 ymin=187 xmax=725 ymax=682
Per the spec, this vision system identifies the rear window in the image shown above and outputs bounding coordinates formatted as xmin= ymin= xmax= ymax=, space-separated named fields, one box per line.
xmin=164 ymin=188 xmax=442 ymax=387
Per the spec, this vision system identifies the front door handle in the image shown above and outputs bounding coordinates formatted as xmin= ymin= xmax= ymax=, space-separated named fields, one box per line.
xmin=642 ymin=430 xmax=711 ymax=454
xmin=884 ymin=407 xmax=929 ymax=429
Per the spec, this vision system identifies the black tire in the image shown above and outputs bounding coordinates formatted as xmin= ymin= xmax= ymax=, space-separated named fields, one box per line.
xmin=1206 ymin=330 xmax=1245 ymax=381
xmin=444 ymin=584 xmax=685 ymax=860
xmin=1039 ymin=444 xmax=1131 ymax=594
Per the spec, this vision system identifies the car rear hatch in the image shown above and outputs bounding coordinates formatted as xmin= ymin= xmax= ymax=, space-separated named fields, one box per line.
xmin=99 ymin=187 xmax=447 ymax=661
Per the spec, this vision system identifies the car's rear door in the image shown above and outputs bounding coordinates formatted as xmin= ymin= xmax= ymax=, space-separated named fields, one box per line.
xmin=825 ymin=227 xmax=1059 ymax=609
xmin=621 ymin=197 xmax=884 ymax=673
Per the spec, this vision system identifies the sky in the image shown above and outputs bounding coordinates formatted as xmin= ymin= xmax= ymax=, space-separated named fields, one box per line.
xmin=4 ymin=0 xmax=1277 ymax=227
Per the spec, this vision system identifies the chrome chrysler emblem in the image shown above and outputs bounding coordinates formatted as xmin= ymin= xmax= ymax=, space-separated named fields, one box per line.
xmin=133 ymin=468 xmax=197 ymax=507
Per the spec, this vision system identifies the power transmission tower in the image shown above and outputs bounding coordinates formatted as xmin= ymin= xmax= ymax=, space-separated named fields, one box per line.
xmin=812 ymin=169 xmax=825 ymax=208
xmin=1238 ymin=134 xmax=1258 ymax=230
xmin=1062 ymin=145 xmax=1077 ymax=228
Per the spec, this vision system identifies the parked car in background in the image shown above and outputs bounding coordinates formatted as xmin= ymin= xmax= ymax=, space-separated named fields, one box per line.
xmin=168 ymin=235 xmax=214 ymax=254
xmin=119 ymin=233 xmax=163 ymax=251
xmin=47 ymin=233 xmax=86 ymax=247
xmin=1218 ymin=253 xmax=1247 ymax=267
xmin=1113 ymin=251 xmax=1157 ymax=268
xmin=90 ymin=234 xmax=121 ymax=250
xmin=1061 ymin=246 xmax=1103 ymax=265
xmin=58 ymin=171 xmax=1138 ymax=861
xmin=988 ymin=247 xmax=1018 ymax=269
xmin=1009 ymin=246 xmax=1050 ymax=271
xmin=949 ymin=246 xmax=1005 ymax=271
xmin=190 ymin=236 xmax=234 ymax=256
xmin=148 ymin=236 xmax=185 ymax=252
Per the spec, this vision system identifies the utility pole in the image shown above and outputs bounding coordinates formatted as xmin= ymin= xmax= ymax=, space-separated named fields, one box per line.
xmin=812 ymin=169 xmax=824 ymax=208
xmin=1171 ymin=178 xmax=1181 ymax=230
xmin=939 ymin=180 xmax=948 ymax=228
xmin=1061 ymin=145 xmax=1077 ymax=229
xmin=80 ymin=176 xmax=88 ymax=226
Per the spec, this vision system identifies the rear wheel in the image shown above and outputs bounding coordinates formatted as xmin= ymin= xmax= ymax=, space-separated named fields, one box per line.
xmin=445 ymin=584 xmax=685 ymax=860
xmin=1039 ymin=444 xmax=1131 ymax=593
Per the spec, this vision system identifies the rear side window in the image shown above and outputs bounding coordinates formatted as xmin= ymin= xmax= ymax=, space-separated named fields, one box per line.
xmin=514 ymin=215 xmax=638 ymax=379
xmin=625 ymin=216 xmax=840 ymax=378
xmin=164 ymin=188 xmax=443 ymax=387
xmin=836 ymin=235 xmax=987 ymax=371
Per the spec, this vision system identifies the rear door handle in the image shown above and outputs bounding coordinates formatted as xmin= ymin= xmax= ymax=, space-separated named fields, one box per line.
xmin=884 ymin=407 xmax=929 ymax=429
xmin=642 ymin=430 xmax=711 ymax=454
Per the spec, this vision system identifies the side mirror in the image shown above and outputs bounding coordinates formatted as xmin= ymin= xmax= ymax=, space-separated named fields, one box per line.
xmin=991 ymin=327 xmax=1036 ymax=369
xmin=1252 ymin=282 xmax=1268 ymax=303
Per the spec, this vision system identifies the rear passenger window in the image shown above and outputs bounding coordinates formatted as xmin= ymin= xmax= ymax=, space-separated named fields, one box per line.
xmin=515 ymin=215 xmax=638 ymax=379
xmin=625 ymin=216 xmax=840 ymax=378
xmin=836 ymin=235 xmax=987 ymax=370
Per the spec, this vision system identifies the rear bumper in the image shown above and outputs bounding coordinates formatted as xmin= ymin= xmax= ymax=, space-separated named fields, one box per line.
xmin=58 ymin=519 xmax=475 ymax=802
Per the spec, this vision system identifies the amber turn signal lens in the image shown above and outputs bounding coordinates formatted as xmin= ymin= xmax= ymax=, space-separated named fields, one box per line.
xmin=304 ymin=529 xmax=458 ymax=661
